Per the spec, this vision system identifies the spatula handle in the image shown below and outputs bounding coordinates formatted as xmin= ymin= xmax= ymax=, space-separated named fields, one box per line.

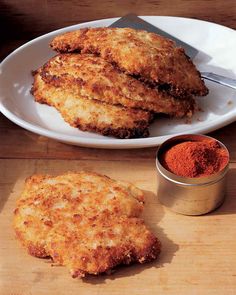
xmin=201 ymin=72 xmax=236 ymax=90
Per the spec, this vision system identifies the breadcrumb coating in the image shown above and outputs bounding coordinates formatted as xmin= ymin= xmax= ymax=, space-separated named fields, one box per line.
xmin=32 ymin=71 xmax=153 ymax=139
xmin=50 ymin=27 xmax=208 ymax=97
xmin=41 ymin=53 xmax=195 ymax=117
xmin=13 ymin=172 xmax=161 ymax=278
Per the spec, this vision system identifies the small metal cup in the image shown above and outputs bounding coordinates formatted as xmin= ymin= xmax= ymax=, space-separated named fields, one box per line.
xmin=156 ymin=134 xmax=229 ymax=215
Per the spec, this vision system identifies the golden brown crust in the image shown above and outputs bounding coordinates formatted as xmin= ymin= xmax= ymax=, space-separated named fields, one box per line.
xmin=41 ymin=53 xmax=195 ymax=118
xmin=46 ymin=215 xmax=161 ymax=278
xmin=32 ymin=71 xmax=153 ymax=139
xmin=50 ymin=27 xmax=208 ymax=97
xmin=13 ymin=172 xmax=161 ymax=278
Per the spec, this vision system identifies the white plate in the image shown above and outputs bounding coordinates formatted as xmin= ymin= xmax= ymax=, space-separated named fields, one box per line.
xmin=0 ymin=16 xmax=236 ymax=149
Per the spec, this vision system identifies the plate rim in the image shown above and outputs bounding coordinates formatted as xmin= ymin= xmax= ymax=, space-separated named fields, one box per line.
xmin=1 ymin=16 xmax=236 ymax=149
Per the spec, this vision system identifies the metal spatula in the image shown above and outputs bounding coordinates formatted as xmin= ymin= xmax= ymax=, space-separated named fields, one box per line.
xmin=109 ymin=14 xmax=236 ymax=90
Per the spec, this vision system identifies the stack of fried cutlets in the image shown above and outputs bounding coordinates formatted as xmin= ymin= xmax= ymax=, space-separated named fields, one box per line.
xmin=31 ymin=28 xmax=208 ymax=138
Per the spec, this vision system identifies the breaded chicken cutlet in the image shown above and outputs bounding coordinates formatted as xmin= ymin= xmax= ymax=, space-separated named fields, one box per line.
xmin=32 ymin=70 xmax=153 ymax=139
xmin=13 ymin=172 xmax=161 ymax=278
xmin=50 ymin=27 xmax=208 ymax=97
xmin=40 ymin=53 xmax=195 ymax=117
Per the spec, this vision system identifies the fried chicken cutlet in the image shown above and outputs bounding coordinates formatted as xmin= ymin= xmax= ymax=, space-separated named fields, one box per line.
xmin=13 ymin=172 xmax=161 ymax=278
xmin=32 ymin=71 xmax=153 ymax=138
xmin=40 ymin=53 xmax=195 ymax=117
xmin=50 ymin=27 xmax=208 ymax=97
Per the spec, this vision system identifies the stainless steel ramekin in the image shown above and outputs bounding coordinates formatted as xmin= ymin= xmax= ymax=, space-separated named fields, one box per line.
xmin=156 ymin=134 xmax=229 ymax=215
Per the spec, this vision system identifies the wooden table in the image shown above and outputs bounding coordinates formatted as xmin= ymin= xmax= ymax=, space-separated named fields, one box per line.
xmin=1 ymin=1 xmax=236 ymax=294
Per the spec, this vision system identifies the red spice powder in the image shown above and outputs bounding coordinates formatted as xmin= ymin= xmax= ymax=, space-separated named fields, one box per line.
xmin=161 ymin=139 xmax=229 ymax=178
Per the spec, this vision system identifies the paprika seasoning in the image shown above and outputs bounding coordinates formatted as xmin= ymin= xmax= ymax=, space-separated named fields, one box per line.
xmin=161 ymin=138 xmax=229 ymax=178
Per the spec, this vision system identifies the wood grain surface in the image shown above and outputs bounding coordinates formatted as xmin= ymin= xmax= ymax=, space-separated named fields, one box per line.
xmin=1 ymin=1 xmax=236 ymax=294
